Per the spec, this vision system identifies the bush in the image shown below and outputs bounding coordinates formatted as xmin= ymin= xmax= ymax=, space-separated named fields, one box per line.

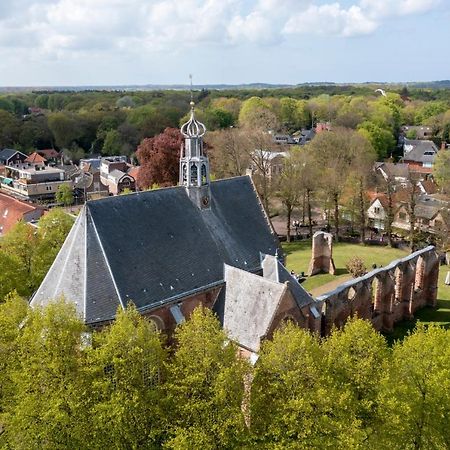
xmin=346 ymin=256 xmax=367 ymax=278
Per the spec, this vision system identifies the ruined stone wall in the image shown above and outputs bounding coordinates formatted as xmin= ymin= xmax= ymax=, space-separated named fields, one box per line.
xmin=308 ymin=231 xmax=336 ymax=276
xmin=316 ymin=246 xmax=440 ymax=335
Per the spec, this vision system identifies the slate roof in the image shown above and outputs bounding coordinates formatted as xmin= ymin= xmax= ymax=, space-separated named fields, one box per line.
xmin=32 ymin=176 xmax=280 ymax=324
xmin=0 ymin=149 xmax=26 ymax=164
xmin=220 ymin=264 xmax=287 ymax=352
xmin=261 ymin=254 xmax=315 ymax=309
xmin=214 ymin=254 xmax=316 ymax=352
xmin=403 ymin=139 xmax=438 ymax=164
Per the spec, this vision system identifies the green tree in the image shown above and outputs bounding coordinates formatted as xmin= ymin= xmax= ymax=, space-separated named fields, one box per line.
xmin=0 ymin=252 xmax=28 ymax=299
xmin=102 ymin=129 xmax=123 ymax=155
xmin=433 ymin=149 xmax=450 ymax=194
xmin=89 ymin=304 xmax=166 ymax=449
xmin=48 ymin=112 xmax=81 ymax=149
xmin=376 ymin=324 xmax=450 ymax=449
xmin=32 ymin=209 xmax=74 ymax=288
xmin=55 ymin=183 xmax=74 ymax=206
xmin=321 ymin=318 xmax=389 ymax=444
xmin=358 ymin=121 xmax=396 ymax=159
xmin=239 ymin=96 xmax=279 ymax=130
xmin=5 ymin=301 xmax=89 ymax=449
xmin=0 ymin=292 xmax=28 ymax=428
xmin=164 ymin=307 xmax=247 ymax=449
xmin=251 ymin=323 xmax=363 ymax=448
xmin=1 ymin=221 xmax=37 ymax=296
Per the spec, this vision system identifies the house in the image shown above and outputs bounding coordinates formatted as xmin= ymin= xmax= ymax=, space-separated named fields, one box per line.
xmin=32 ymin=104 xmax=322 ymax=354
xmin=0 ymin=192 xmax=44 ymax=236
xmin=401 ymin=125 xmax=432 ymax=140
xmin=99 ymin=156 xmax=136 ymax=195
xmin=37 ymin=149 xmax=60 ymax=164
xmin=392 ymin=196 xmax=450 ymax=235
xmin=73 ymin=163 xmax=109 ymax=201
xmin=375 ymin=162 xmax=410 ymax=186
xmin=273 ymin=134 xmax=296 ymax=145
xmin=0 ymin=149 xmax=27 ymax=166
xmin=25 ymin=152 xmax=47 ymax=168
xmin=0 ymin=162 xmax=71 ymax=201
xmin=402 ymin=139 xmax=439 ymax=169
xmin=367 ymin=194 xmax=389 ymax=230
xmin=315 ymin=122 xmax=331 ymax=133
xmin=248 ymin=150 xmax=287 ymax=179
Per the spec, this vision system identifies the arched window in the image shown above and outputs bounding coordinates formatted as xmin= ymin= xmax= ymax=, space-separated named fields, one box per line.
xmin=201 ymin=164 xmax=207 ymax=185
xmin=190 ymin=164 xmax=198 ymax=185
xmin=147 ymin=315 xmax=165 ymax=331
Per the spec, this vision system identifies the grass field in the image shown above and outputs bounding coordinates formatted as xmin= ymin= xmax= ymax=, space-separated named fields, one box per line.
xmin=282 ymin=240 xmax=450 ymax=341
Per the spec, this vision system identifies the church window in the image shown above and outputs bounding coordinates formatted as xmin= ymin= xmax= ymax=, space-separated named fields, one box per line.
xmin=201 ymin=164 xmax=207 ymax=185
xmin=190 ymin=164 xmax=198 ymax=185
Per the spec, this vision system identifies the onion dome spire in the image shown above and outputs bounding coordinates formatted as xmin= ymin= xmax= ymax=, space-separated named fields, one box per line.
xmin=180 ymin=101 xmax=206 ymax=138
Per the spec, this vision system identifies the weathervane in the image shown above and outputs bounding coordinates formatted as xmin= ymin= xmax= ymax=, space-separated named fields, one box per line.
xmin=189 ymin=74 xmax=194 ymax=106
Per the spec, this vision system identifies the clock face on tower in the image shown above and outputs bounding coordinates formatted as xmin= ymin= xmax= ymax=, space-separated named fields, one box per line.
xmin=202 ymin=196 xmax=210 ymax=207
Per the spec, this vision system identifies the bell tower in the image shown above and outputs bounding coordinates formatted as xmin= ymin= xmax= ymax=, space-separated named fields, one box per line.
xmin=179 ymin=99 xmax=211 ymax=209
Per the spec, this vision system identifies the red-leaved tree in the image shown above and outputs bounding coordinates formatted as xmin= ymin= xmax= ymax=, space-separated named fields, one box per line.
xmin=136 ymin=127 xmax=182 ymax=189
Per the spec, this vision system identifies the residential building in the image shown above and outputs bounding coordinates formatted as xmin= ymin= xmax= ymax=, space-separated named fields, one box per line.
xmin=0 ymin=161 xmax=71 ymax=201
xmin=0 ymin=192 xmax=44 ymax=236
xmin=248 ymin=149 xmax=287 ymax=179
xmin=402 ymin=138 xmax=439 ymax=169
xmin=0 ymin=149 xmax=27 ymax=166
xmin=99 ymin=156 xmax=136 ymax=195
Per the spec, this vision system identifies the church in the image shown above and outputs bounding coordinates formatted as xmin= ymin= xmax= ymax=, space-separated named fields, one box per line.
xmin=31 ymin=102 xmax=321 ymax=354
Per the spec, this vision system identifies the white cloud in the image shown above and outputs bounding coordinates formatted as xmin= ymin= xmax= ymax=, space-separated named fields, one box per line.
xmin=284 ymin=3 xmax=378 ymax=37
xmin=360 ymin=0 xmax=442 ymax=18
xmin=0 ymin=0 xmax=444 ymax=60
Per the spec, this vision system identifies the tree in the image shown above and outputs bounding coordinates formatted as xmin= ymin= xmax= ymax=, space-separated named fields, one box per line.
xmin=47 ymin=111 xmax=82 ymax=149
xmin=101 ymin=129 xmax=122 ymax=155
xmin=310 ymin=128 xmax=374 ymax=241
xmin=433 ymin=149 xmax=450 ymax=194
xmin=0 ymin=221 xmax=37 ymax=296
xmin=376 ymin=324 xmax=450 ymax=449
xmin=0 ymin=292 xmax=28 ymax=426
xmin=206 ymin=128 xmax=250 ymax=178
xmin=358 ymin=121 xmax=396 ymax=159
xmin=164 ymin=307 xmax=247 ymax=449
xmin=239 ymin=97 xmax=279 ymax=130
xmin=277 ymin=149 xmax=303 ymax=242
xmin=32 ymin=209 xmax=74 ymax=288
xmin=321 ymin=319 xmax=390 ymax=446
xmin=89 ymin=304 xmax=166 ymax=448
xmin=0 ymin=252 xmax=28 ymax=300
xmin=5 ymin=301 xmax=89 ymax=449
xmin=55 ymin=183 xmax=74 ymax=206
xmin=136 ymin=127 xmax=182 ymax=189
xmin=251 ymin=323 xmax=363 ymax=448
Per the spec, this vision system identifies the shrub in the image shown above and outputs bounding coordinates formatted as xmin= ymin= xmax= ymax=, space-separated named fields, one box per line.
xmin=346 ymin=256 xmax=367 ymax=278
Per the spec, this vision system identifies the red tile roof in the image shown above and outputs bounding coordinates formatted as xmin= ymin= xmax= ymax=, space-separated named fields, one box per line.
xmin=127 ymin=166 xmax=140 ymax=180
xmin=25 ymin=152 xmax=47 ymax=164
xmin=0 ymin=192 xmax=42 ymax=235
xmin=38 ymin=149 xmax=60 ymax=159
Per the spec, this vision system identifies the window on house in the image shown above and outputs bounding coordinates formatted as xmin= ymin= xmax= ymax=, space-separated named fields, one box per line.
xmin=374 ymin=207 xmax=380 ymax=214
xmin=399 ymin=212 xmax=407 ymax=221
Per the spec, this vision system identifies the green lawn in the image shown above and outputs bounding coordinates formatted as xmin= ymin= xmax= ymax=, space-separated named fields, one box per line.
xmin=282 ymin=240 xmax=450 ymax=341
xmin=283 ymin=240 xmax=408 ymax=291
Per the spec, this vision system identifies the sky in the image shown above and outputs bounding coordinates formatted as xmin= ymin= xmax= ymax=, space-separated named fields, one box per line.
xmin=0 ymin=0 xmax=449 ymax=86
